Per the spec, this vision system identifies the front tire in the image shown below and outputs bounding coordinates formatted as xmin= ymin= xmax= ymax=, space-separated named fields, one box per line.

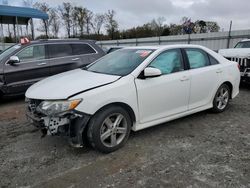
xmin=87 ymin=106 xmax=131 ymax=153
xmin=212 ymin=84 xmax=230 ymax=113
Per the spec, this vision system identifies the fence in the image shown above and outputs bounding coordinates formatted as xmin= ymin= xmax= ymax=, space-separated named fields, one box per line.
xmin=1 ymin=29 xmax=250 ymax=51
xmin=97 ymin=29 xmax=250 ymax=51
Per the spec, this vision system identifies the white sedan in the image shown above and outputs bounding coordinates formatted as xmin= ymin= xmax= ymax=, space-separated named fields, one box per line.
xmin=25 ymin=45 xmax=240 ymax=153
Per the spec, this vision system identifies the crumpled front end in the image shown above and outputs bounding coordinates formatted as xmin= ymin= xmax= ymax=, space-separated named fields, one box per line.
xmin=25 ymin=98 xmax=91 ymax=147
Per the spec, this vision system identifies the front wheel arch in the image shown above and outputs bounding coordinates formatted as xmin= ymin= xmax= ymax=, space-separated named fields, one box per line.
xmin=92 ymin=102 xmax=136 ymax=125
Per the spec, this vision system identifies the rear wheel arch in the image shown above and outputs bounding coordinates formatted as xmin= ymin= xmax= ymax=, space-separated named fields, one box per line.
xmin=222 ymin=81 xmax=233 ymax=99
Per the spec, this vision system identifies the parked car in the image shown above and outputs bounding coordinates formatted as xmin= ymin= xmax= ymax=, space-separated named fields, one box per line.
xmin=219 ymin=39 xmax=250 ymax=83
xmin=26 ymin=45 xmax=240 ymax=153
xmin=0 ymin=39 xmax=105 ymax=98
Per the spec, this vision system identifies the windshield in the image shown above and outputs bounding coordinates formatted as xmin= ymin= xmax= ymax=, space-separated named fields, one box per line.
xmin=235 ymin=41 xmax=250 ymax=48
xmin=86 ymin=49 xmax=154 ymax=76
xmin=0 ymin=44 xmax=21 ymax=62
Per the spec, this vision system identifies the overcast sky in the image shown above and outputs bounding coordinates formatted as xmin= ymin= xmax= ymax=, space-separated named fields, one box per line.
xmin=5 ymin=0 xmax=250 ymax=31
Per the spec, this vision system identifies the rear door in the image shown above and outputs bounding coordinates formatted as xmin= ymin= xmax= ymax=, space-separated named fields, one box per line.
xmin=48 ymin=43 xmax=81 ymax=76
xmin=184 ymin=48 xmax=222 ymax=110
xmin=71 ymin=43 xmax=99 ymax=66
xmin=48 ymin=43 xmax=99 ymax=76
xmin=3 ymin=44 xmax=50 ymax=94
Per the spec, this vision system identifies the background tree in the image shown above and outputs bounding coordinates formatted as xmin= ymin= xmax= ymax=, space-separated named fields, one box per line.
xmin=85 ymin=9 xmax=93 ymax=35
xmin=73 ymin=6 xmax=86 ymax=37
xmin=59 ymin=2 xmax=73 ymax=38
xmin=150 ymin=17 xmax=166 ymax=36
xmin=34 ymin=2 xmax=50 ymax=37
xmin=105 ymin=10 xmax=118 ymax=40
xmin=206 ymin=21 xmax=220 ymax=32
xmin=49 ymin=8 xmax=60 ymax=38
xmin=92 ymin=13 xmax=105 ymax=36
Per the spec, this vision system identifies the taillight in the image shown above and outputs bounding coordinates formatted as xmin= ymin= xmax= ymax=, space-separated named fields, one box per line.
xmin=237 ymin=63 xmax=240 ymax=71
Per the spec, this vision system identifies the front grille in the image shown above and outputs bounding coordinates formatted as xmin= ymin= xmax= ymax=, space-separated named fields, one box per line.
xmin=226 ymin=57 xmax=250 ymax=72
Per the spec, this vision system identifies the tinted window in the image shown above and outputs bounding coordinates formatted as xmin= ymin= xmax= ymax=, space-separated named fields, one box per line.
xmin=149 ymin=49 xmax=184 ymax=75
xmin=208 ymin=54 xmax=219 ymax=65
xmin=0 ymin=44 xmax=21 ymax=62
xmin=185 ymin=49 xmax=209 ymax=69
xmin=71 ymin=44 xmax=96 ymax=55
xmin=17 ymin=45 xmax=45 ymax=62
xmin=48 ymin=44 xmax=73 ymax=58
xmin=235 ymin=41 xmax=250 ymax=48
xmin=87 ymin=49 xmax=154 ymax=76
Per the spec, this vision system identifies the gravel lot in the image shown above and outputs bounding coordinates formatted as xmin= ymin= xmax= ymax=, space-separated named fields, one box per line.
xmin=0 ymin=86 xmax=250 ymax=188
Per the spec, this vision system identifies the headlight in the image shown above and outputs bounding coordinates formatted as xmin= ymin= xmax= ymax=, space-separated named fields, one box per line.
xmin=37 ymin=99 xmax=82 ymax=116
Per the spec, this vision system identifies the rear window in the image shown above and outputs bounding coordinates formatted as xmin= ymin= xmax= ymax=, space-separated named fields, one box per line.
xmin=71 ymin=44 xmax=96 ymax=55
xmin=48 ymin=44 xmax=73 ymax=58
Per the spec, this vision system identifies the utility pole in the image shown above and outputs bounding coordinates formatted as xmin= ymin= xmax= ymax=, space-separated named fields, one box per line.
xmin=227 ymin=20 xmax=232 ymax=48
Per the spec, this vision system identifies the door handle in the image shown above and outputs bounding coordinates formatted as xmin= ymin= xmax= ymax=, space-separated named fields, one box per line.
xmin=72 ymin=58 xmax=80 ymax=61
xmin=180 ymin=76 xmax=189 ymax=81
xmin=216 ymin=69 xmax=223 ymax=73
xmin=37 ymin=62 xmax=47 ymax=66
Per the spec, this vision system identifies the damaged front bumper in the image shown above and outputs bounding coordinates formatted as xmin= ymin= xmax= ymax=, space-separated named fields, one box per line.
xmin=26 ymin=100 xmax=91 ymax=147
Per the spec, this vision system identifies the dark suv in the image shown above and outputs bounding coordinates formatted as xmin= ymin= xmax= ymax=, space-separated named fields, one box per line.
xmin=0 ymin=39 xmax=105 ymax=97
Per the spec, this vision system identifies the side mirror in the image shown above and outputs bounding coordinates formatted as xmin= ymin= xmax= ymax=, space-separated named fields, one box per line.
xmin=144 ymin=67 xmax=162 ymax=78
xmin=8 ymin=56 xmax=20 ymax=65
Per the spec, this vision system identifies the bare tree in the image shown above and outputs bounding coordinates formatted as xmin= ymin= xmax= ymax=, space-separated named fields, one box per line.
xmin=73 ymin=6 xmax=86 ymax=36
xmin=49 ymin=8 xmax=60 ymax=38
xmin=85 ymin=9 xmax=93 ymax=35
xmin=105 ymin=10 xmax=118 ymax=39
xmin=71 ymin=7 xmax=79 ymax=37
xmin=59 ymin=2 xmax=73 ymax=38
xmin=92 ymin=13 xmax=105 ymax=36
xmin=34 ymin=2 xmax=50 ymax=37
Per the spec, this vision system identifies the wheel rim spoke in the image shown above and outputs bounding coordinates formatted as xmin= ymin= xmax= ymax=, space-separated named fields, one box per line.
xmin=216 ymin=87 xmax=229 ymax=110
xmin=223 ymin=91 xmax=228 ymax=98
xmin=101 ymin=130 xmax=111 ymax=142
xmin=104 ymin=117 xmax=113 ymax=129
xmin=114 ymin=114 xmax=123 ymax=127
xmin=116 ymin=127 xmax=127 ymax=134
xmin=111 ymin=134 xmax=117 ymax=146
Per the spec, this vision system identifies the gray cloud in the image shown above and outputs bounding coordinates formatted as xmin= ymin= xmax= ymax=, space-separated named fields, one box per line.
xmin=12 ymin=0 xmax=250 ymax=31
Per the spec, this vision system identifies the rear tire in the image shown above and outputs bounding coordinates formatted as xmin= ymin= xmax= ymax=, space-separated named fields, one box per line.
xmin=87 ymin=106 xmax=131 ymax=153
xmin=211 ymin=84 xmax=230 ymax=113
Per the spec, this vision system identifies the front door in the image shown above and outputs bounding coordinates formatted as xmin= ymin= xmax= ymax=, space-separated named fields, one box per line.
xmin=3 ymin=44 xmax=50 ymax=94
xmin=135 ymin=49 xmax=190 ymax=124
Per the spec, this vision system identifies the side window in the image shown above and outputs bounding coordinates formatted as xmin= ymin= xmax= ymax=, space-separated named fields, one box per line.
xmin=48 ymin=44 xmax=73 ymax=58
xmin=208 ymin=54 xmax=219 ymax=65
xmin=17 ymin=45 xmax=45 ymax=62
xmin=149 ymin=49 xmax=184 ymax=75
xmin=185 ymin=48 xmax=209 ymax=69
xmin=71 ymin=44 xmax=96 ymax=55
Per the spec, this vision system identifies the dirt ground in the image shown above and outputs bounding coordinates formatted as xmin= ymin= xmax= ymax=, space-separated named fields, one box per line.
xmin=0 ymin=86 xmax=250 ymax=188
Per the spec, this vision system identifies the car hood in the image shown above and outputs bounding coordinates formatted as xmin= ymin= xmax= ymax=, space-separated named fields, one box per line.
xmin=219 ymin=48 xmax=250 ymax=58
xmin=25 ymin=69 xmax=120 ymax=100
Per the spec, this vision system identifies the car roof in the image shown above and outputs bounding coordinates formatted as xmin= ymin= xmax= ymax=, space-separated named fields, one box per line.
xmin=29 ymin=39 xmax=96 ymax=45
xmin=240 ymin=39 xmax=250 ymax=42
xmin=123 ymin=44 xmax=207 ymax=50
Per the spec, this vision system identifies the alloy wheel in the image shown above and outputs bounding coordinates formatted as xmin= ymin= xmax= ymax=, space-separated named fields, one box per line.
xmin=100 ymin=113 xmax=128 ymax=147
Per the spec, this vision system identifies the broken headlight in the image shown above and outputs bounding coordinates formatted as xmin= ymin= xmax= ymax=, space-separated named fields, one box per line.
xmin=37 ymin=99 xmax=82 ymax=116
